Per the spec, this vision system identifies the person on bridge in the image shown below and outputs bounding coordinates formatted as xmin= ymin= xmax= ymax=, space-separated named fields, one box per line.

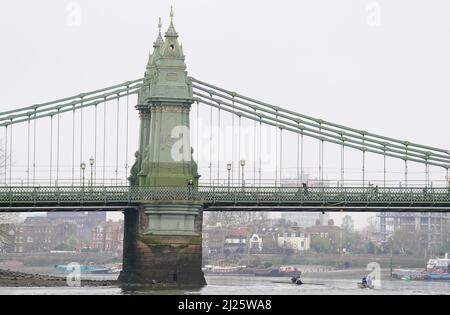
xmin=302 ymin=183 xmax=309 ymax=195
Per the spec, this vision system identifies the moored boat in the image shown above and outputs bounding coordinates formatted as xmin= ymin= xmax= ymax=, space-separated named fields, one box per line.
xmin=254 ymin=266 xmax=301 ymax=277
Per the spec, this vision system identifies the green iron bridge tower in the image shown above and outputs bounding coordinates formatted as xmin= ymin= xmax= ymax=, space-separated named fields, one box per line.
xmin=118 ymin=10 xmax=206 ymax=287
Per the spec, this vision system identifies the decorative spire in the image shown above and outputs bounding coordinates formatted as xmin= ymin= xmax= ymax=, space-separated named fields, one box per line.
xmin=165 ymin=6 xmax=178 ymax=37
xmin=153 ymin=17 xmax=164 ymax=47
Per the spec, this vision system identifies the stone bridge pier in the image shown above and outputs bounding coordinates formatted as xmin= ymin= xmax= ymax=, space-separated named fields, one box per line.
xmin=118 ymin=204 xmax=205 ymax=288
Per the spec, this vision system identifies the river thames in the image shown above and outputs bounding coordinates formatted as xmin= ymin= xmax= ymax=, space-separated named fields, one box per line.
xmin=0 ymin=275 xmax=449 ymax=295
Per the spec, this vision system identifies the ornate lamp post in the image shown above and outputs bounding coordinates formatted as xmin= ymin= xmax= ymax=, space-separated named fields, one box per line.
xmin=227 ymin=162 xmax=232 ymax=188
xmin=89 ymin=157 xmax=95 ymax=188
xmin=240 ymin=160 xmax=246 ymax=188
xmin=80 ymin=162 xmax=86 ymax=189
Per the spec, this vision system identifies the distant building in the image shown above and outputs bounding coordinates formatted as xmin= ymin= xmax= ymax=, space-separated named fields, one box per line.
xmin=281 ymin=212 xmax=330 ymax=228
xmin=379 ymin=212 xmax=450 ymax=253
xmin=278 ymin=227 xmax=311 ymax=252
xmin=306 ymin=219 xmax=342 ymax=239
xmin=47 ymin=212 xmax=106 ymax=242
xmin=6 ymin=217 xmax=77 ymax=253
xmin=90 ymin=220 xmax=124 ymax=253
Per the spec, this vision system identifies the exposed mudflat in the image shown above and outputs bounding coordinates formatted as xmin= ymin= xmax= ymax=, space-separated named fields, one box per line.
xmin=0 ymin=269 xmax=117 ymax=287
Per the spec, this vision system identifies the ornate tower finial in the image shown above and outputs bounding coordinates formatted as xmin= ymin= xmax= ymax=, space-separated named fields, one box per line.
xmin=165 ymin=6 xmax=178 ymax=37
xmin=153 ymin=17 xmax=164 ymax=48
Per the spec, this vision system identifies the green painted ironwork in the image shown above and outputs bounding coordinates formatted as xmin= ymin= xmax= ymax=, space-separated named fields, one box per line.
xmin=2 ymin=75 xmax=448 ymax=170
xmin=191 ymin=78 xmax=450 ymax=170
xmin=0 ymin=186 xmax=447 ymax=209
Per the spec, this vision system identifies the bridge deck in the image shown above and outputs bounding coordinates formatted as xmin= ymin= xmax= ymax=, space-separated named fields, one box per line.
xmin=0 ymin=186 xmax=448 ymax=212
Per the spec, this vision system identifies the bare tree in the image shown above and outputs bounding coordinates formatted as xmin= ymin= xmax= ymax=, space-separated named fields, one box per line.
xmin=0 ymin=139 xmax=21 ymax=224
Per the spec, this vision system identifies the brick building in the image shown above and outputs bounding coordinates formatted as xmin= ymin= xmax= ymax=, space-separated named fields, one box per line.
xmin=90 ymin=220 xmax=124 ymax=253
xmin=6 ymin=217 xmax=77 ymax=253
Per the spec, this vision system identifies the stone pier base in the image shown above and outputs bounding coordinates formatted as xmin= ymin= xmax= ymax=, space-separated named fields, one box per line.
xmin=118 ymin=206 xmax=206 ymax=288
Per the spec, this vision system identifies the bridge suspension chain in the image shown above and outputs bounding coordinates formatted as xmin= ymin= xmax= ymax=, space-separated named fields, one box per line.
xmin=191 ymin=78 xmax=450 ymax=170
xmin=193 ymin=91 xmax=449 ymax=169
xmin=0 ymin=79 xmax=143 ymax=125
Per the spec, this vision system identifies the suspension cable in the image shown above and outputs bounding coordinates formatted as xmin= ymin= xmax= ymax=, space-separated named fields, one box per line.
xmin=341 ymin=140 xmax=345 ymax=187
xmin=383 ymin=146 xmax=387 ymax=188
xmin=254 ymin=109 xmax=257 ymax=186
xmin=362 ymin=133 xmax=366 ymax=188
xmin=27 ymin=118 xmax=30 ymax=186
xmin=94 ymin=104 xmax=98 ymax=185
xmin=9 ymin=123 xmax=12 ymax=186
xmin=196 ymin=101 xmax=199 ymax=164
xmin=297 ymin=124 xmax=300 ymax=186
xmin=275 ymin=111 xmax=278 ymax=187
xmin=217 ymin=104 xmax=221 ymax=184
xmin=209 ymin=95 xmax=213 ymax=185
xmin=4 ymin=126 xmax=7 ymax=185
xmin=125 ymin=88 xmax=130 ymax=182
xmin=319 ymin=123 xmax=322 ymax=186
xmin=259 ymin=117 xmax=262 ymax=186
xmin=231 ymin=95 xmax=235 ymax=185
xmin=301 ymin=132 xmax=304 ymax=185
xmin=71 ymin=105 xmax=75 ymax=186
xmin=33 ymin=108 xmax=37 ymax=186
xmin=238 ymin=115 xmax=242 ymax=186
xmin=321 ymin=138 xmax=324 ymax=186
xmin=49 ymin=115 xmax=53 ymax=186
xmin=115 ymin=96 xmax=120 ymax=182
xmin=280 ymin=128 xmax=283 ymax=185
xmin=103 ymin=98 xmax=107 ymax=186
xmin=80 ymin=96 xmax=84 ymax=183
xmin=56 ymin=110 xmax=60 ymax=186
xmin=405 ymin=143 xmax=409 ymax=187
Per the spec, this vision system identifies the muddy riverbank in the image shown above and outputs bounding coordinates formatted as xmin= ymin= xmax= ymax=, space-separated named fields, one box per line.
xmin=0 ymin=269 xmax=117 ymax=287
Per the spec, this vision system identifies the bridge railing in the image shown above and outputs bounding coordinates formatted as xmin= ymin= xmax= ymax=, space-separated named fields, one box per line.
xmin=0 ymin=186 xmax=448 ymax=205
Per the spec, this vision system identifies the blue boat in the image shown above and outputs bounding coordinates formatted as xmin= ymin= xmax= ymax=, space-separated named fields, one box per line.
xmin=54 ymin=264 xmax=110 ymax=274
xmin=429 ymin=273 xmax=450 ymax=280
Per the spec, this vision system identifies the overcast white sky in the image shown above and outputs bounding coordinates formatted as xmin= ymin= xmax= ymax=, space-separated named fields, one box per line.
xmin=1 ymin=1 xmax=449 ymax=228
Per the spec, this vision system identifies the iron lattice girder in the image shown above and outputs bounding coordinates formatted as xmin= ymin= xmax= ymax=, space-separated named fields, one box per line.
xmin=0 ymin=186 xmax=448 ymax=212
xmin=191 ymin=78 xmax=450 ymax=169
